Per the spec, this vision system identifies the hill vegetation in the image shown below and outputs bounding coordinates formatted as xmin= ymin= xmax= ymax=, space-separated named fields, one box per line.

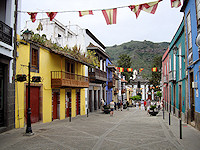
xmin=105 ymin=40 xmax=169 ymax=78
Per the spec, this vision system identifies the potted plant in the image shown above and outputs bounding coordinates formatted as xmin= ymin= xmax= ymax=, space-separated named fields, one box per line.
xmin=16 ymin=74 xmax=27 ymax=82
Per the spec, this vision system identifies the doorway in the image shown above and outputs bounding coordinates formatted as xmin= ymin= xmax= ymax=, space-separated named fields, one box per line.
xmin=65 ymin=90 xmax=71 ymax=117
xmin=190 ymin=72 xmax=195 ymax=122
xmin=26 ymin=86 xmax=40 ymax=123
xmin=179 ymin=85 xmax=182 ymax=118
xmin=76 ymin=89 xmax=80 ymax=115
xmin=173 ymin=84 xmax=176 ymax=114
xmin=52 ymin=90 xmax=60 ymax=120
xmin=89 ymin=90 xmax=92 ymax=112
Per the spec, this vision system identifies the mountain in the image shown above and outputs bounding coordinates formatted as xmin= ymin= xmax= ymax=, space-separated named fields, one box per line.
xmin=105 ymin=40 xmax=169 ymax=78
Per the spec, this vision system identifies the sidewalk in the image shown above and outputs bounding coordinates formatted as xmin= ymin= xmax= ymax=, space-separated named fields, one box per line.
xmin=158 ymin=110 xmax=200 ymax=150
xmin=0 ymin=108 xmax=200 ymax=150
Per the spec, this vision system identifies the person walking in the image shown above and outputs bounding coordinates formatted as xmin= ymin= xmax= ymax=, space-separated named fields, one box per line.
xmin=141 ymin=100 xmax=144 ymax=110
xmin=101 ymin=99 xmax=104 ymax=111
xmin=110 ymin=100 xmax=115 ymax=116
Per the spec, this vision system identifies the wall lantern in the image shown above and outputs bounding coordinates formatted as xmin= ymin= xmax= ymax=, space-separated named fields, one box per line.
xmin=22 ymin=29 xmax=32 ymax=41
xmin=173 ymin=45 xmax=185 ymax=58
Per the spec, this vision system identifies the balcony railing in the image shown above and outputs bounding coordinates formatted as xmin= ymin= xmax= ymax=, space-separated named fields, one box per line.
xmin=163 ymin=75 xmax=168 ymax=83
xmin=89 ymin=68 xmax=107 ymax=83
xmin=51 ymin=71 xmax=89 ymax=88
xmin=108 ymin=78 xmax=115 ymax=89
xmin=0 ymin=21 xmax=12 ymax=46
xmin=169 ymin=70 xmax=176 ymax=82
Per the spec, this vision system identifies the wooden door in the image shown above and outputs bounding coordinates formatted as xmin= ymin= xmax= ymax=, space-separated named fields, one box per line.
xmin=52 ymin=92 xmax=58 ymax=120
xmin=26 ymin=87 xmax=40 ymax=123
xmin=89 ymin=90 xmax=92 ymax=112
xmin=179 ymin=85 xmax=182 ymax=118
xmin=76 ymin=90 xmax=80 ymax=115
xmin=190 ymin=72 xmax=195 ymax=122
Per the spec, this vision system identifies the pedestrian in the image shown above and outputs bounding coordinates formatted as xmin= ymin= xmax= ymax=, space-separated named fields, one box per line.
xmin=144 ymin=100 xmax=147 ymax=111
xmin=110 ymin=100 xmax=114 ymax=116
xmin=120 ymin=101 xmax=123 ymax=111
xmin=114 ymin=102 xmax=116 ymax=110
xmin=117 ymin=102 xmax=120 ymax=110
xmin=146 ymin=99 xmax=151 ymax=114
xmin=136 ymin=101 xmax=139 ymax=109
xmin=101 ymin=99 xmax=104 ymax=111
xmin=141 ymin=100 xmax=144 ymax=110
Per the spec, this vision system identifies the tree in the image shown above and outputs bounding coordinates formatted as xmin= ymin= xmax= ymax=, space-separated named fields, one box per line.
xmin=149 ymin=55 xmax=162 ymax=91
xmin=117 ymin=54 xmax=132 ymax=81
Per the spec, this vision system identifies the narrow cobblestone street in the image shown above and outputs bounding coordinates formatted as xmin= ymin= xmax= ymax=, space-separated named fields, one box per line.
xmin=0 ymin=108 xmax=200 ymax=150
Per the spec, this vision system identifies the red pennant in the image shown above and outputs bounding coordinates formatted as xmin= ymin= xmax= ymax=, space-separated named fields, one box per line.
xmin=27 ymin=12 xmax=37 ymax=23
xmin=46 ymin=12 xmax=57 ymax=21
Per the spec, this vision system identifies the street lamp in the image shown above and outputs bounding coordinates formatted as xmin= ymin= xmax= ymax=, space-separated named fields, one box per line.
xmin=22 ymin=29 xmax=34 ymax=135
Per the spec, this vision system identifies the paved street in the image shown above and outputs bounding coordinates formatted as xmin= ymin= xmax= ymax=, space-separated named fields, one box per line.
xmin=0 ymin=108 xmax=200 ymax=150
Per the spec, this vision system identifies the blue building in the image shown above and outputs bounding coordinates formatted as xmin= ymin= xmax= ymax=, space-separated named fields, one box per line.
xmin=106 ymin=59 xmax=116 ymax=104
xmin=168 ymin=19 xmax=186 ymax=121
xmin=181 ymin=0 xmax=200 ymax=130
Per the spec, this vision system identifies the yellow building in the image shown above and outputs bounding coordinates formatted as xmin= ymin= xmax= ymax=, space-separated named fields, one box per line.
xmin=15 ymin=38 xmax=89 ymax=128
xmin=127 ymin=86 xmax=133 ymax=105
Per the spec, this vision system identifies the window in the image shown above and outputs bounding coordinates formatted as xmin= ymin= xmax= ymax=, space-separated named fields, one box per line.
xmin=30 ymin=44 xmax=39 ymax=73
xmin=179 ymin=45 xmax=182 ymax=79
xmin=186 ymin=12 xmax=193 ymax=64
xmin=196 ymin=0 xmax=200 ymax=58
xmin=65 ymin=60 xmax=75 ymax=73
xmin=169 ymin=56 xmax=171 ymax=72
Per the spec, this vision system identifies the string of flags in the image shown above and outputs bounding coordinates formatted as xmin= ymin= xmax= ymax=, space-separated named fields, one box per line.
xmin=115 ymin=67 xmax=158 ymax=72
xmin=19 ymin=0 xmax=181 ymax=25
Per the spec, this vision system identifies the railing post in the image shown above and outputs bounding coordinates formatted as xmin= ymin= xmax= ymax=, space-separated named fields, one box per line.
xmin=180 ymin=119 xmax=182 ymax=139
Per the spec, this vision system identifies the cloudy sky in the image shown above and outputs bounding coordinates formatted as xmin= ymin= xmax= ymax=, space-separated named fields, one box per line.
xmin=19 ymin=0 xmax=183 ymax=46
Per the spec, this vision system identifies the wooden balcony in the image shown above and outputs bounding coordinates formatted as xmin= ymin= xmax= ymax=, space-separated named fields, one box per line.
xmin=108 ymin=78 xmax=115 ymax=89
xmin=89 ymin=68 xmax=107 ymax=83
xmin=169 ymin=70 xmax=176 ymax=82
xmin=51 ymin=71 xmax=89 ymax=88
xmin=0 ymin=21 xmax=12 ymax=46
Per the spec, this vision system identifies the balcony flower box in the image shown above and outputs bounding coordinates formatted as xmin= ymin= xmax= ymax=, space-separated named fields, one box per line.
xmin=16 ymin=74 xmax=27 ymax=82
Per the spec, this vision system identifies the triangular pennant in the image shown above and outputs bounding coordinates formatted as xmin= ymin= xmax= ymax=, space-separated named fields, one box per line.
xmin=152 ymin=67 xmax=158 ymax=72
xmin=46 ymin=12 xmax=57 ymax=21
xmin=102 ymin=8 xmax=117 ymax=25
xmin=27 ymin=12 xmax=37 ymax=23
xmin=129 ymin=0 xmax=160 ymax=18
xmin=171 ymin=0 xmax=181 ymax=8
xmin=139 ymin=68 xmax=144 ymax=72
xmin=79 ymin=10 xmax=93 ymax=17
xmin=127 ymin=68 xmax=133 ymax=72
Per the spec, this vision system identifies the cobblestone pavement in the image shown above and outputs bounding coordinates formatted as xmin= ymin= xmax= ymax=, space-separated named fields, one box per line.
xmin=0 ymin=108 xmax=200 ymax=150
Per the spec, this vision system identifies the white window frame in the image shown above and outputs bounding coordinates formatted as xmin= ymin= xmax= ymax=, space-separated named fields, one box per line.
xmin=186 ymin=12 xmax=193 ymax=64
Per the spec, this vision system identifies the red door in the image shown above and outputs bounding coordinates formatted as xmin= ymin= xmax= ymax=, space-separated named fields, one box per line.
xmin=26 ymin=87 xmax=40 ymax=123
xmin=53 ymin=92 xmax=58 ymax=120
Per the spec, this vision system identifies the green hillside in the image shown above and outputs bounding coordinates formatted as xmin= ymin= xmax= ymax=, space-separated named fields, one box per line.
xmin=105 ymin=40 xmax=169 ymax=78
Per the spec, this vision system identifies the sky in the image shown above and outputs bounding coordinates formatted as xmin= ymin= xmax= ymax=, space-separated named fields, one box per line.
xmin=19 ymin=0 xmax=184 ymax=47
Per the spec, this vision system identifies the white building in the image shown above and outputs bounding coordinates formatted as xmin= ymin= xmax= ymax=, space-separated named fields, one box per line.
xmin=0 ymin=0 xmax=17 ymax=133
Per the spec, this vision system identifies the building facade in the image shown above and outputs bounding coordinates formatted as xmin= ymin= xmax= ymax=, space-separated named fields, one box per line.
xmin=168 ymin=19 xmax=186 ymax=120
xmin=0 ymin=0 xmax=16 ymax=133
xmin=15 ymin=36 xmax=90 ymax=128
xmin=181 ymin=0 xmax=200 ymax=130
xmin=162 ymin=48 xmax=169 ymax=112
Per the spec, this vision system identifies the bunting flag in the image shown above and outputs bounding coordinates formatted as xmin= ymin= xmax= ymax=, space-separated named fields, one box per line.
xmin=116 ymin=67 xmax=124 ymax=72
xmin=102 ymin=8 xmax=117 ymax=25
xmin=171 ymin=0 xmax=181 ymax=8
xmin=27 ymin=12 xmax=37 ymax=23
xmin=152 ymin=67 xmax=158 ymax=72
xmin=139 ymin=68 xmax=144 ymax=72
xmin=129 ymin=0 xmax=161 ymax=18
xmin=46 ymin=12 xmax=57 ymax=21
xmin=127 ymin=68 xmax=133 ymax=72
xmin=79 ymin=10 xmax=93 ymax=17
